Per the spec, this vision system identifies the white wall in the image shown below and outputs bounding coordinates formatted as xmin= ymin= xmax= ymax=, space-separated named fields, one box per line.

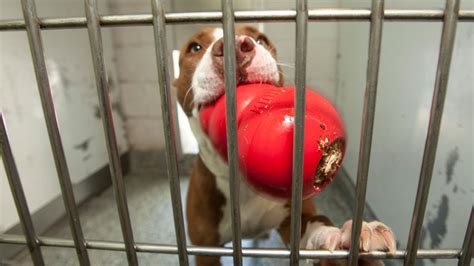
xmin=0 ymin=0 xmax=128 ymax=233
xmin=337 ymin=1 xmax=473 ymax=264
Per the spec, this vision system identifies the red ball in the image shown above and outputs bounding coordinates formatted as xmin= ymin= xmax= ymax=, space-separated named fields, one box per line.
xmin=199 ymin=84 xmax=346 ymax=199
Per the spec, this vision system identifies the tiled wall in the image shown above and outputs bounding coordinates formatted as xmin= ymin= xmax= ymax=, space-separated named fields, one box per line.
xmin=107 ymin=1 xmax=169 ymax=151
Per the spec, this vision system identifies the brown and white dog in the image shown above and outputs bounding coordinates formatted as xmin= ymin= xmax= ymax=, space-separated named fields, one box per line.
xmin=173 ymin=25 xmax=396 ymax=266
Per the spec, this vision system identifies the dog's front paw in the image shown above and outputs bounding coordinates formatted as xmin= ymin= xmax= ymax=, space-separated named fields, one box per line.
xmin=304 ymin=222 xmax=342 ymax=252
xmin=340 ymin=220 xmax=396 ymax=253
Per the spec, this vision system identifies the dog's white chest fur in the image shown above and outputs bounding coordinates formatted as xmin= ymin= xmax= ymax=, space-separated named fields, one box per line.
xmin=189 ymin=116 xmax=289 ymax=244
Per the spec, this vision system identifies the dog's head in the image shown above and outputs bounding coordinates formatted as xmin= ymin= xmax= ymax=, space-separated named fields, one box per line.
xmin=173 ymin=25 xmax=284 ymax=116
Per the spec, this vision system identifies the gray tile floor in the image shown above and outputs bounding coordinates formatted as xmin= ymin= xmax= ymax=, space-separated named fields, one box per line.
xmin=7 ymin=166 xmax=371 ymax=266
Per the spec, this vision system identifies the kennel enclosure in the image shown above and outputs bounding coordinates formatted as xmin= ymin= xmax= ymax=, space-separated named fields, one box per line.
xmin=0 ymin=0 xmax=473 ymax=266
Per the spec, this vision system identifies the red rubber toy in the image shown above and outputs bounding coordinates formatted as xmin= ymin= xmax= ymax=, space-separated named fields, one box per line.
xmin=199 ymin=84 xmax=346 ymax=199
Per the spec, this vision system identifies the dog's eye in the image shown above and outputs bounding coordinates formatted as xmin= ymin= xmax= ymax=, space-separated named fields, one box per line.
xmin=255 ymin=36 xmax=268 ymax=46
xmin=188 ymin=42 xmax=202 ymax=53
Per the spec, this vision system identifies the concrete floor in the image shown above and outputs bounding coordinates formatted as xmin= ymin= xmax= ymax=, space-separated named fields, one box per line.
xmin=7 ymin=164 xmax=378 ymax=266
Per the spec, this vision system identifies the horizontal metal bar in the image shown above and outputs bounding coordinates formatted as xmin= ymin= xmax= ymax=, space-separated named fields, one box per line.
xmin=404 ymin=0 xmax=460 ymax=265
xmin=1 ymin=9 xmax=473 ymax=31
xmin=0 ymin=234 xmax=28 ymax=245
xmin=0 ymin=234 xmax=462 ymax=260
xmin=151 ymin=0 xmax=189 ymax=265
xmin=0 ymin=114 xmax=44 ymax=266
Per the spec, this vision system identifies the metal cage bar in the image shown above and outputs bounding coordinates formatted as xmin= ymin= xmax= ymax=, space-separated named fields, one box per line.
xmin=348 ymin=0 xmax=384 ymax=265
xmin=150 ymin=0 xmax=189 ymax=265
xmin=221 ymin=0 xmax=243 ymax=265
xmin=83 ymin=0 xmax=138 ymax=264
xmin=404 ymin=0 xmax=460 ymax=265
xmin=19 ymin=0 xmax=91 ymax=264
xmin=0 ymin=233 xmax=465 ymax=260
xmin=458 ymin=207 xmax=473 ymax=266
xmin=1 ymin=1 xmax=473 ymax=265
xmin=1 ymin=9 xmax=474 ymax=31
xmin=289 ymin=0 xmax=308 ymax=265
xmin=0 ymin=114 xmax=44 ymax=266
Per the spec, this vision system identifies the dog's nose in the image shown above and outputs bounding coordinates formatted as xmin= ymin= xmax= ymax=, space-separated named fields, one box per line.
xmin=211 ymin=36 xmax=255 ymax=67
xmin=238 ymin=36 xmax=255 ymax=53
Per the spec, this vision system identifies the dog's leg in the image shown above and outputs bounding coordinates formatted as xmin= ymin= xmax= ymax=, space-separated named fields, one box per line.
xmin=186 ymin=157 xmax=225 ymax=266
xmin=277 ymin=200 xmax=396 ymax=266
xmin=278 ymin=200 xmax=345 ymax=266
xmin=338 ymin=220 xmax=396 ymax=266
xmin=302 ymin=219 xmax=395 ymax=266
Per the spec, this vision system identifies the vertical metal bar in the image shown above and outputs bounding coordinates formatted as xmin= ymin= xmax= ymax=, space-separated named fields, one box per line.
xmin=289 ymin=0 xmax=308 ymax=265
xmin=348 ymin=0 xmax=384 ymax=265
xmin=0 ymin=114 xmax=45 ymax=266
xmin=404 ymin=0 xmax=460 ymax=265
xmin=150 ymin=0 xmax=188 ymax=265
xmin=458 ymin=207 xmax=474 ymax=266
xmin=221 ymin=0 xmax=242 ymax=265
xmin=83 ymin=0 xmax=138 ymax=264
xmin=19 ymin=0 xmax=90 ymax=264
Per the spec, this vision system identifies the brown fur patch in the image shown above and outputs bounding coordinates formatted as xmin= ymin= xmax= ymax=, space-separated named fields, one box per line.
xmin=173 ymin=27 xmax=215 ymax=116
xmin=186 ymin=157 xmax=225 ymax=245
xmin=278 ymin=199 xmax=320 ymax=244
